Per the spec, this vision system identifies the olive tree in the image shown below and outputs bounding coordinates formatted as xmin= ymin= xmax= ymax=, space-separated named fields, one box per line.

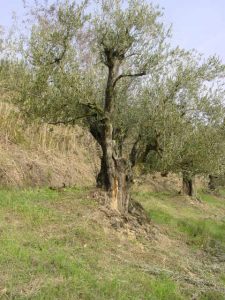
xmin=141 ymin=52 xmax=225 ymax=196
xmin=4 ymin=0 xmax=225 ymax=210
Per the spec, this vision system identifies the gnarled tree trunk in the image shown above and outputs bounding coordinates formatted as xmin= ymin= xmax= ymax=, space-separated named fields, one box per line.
xmin=96 ymin=147 xmax=110 ymax=188
xmin=182 ymin=173 xmax=195 ymax=197
xmin=96 ymin=120 xmax=132 ymax=214
xmin=108 ymin=157 xmax=131 ymax=213
xmin=208 ymin=175 xmax=217 ymax=191
xmin=92 ymin=55 xmax=133 ymax=214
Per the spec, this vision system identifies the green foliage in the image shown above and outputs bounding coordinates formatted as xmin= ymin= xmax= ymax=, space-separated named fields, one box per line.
xmin=142 ymin=56 xmax=225 ymax=177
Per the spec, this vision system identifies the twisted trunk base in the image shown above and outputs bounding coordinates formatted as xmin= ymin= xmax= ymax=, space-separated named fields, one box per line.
xmin=182 ymin=175 xmax=195 ymax=197
xmin=97 ymin=152 xmax=131 ymax=214
xmin=208 ymin=175 xmax=217 ymax=191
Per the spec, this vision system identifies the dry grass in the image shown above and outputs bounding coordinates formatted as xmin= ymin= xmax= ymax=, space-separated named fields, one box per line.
xmin=0 ymin=101 xmax=99 ymax=188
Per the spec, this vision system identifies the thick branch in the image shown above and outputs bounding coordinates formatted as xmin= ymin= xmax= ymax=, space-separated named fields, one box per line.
xmin=142 ymin=143 xmax=163 ymax=161
xmin=48 ymin=113 xmax=96 ymax=125
xmin=113 ymin=71 xmax=146 ymax=87
xmin=129 ymin=135 xmax=141 ymax=168
xmin=139 ymin=132 xmax=163 ymax=163
xmin=81 ymin=102 xmax=104 ymax=116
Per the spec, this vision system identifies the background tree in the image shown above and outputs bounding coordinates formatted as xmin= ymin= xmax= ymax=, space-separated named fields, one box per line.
xmin=141 ymin=52 xmax=225 ymax=196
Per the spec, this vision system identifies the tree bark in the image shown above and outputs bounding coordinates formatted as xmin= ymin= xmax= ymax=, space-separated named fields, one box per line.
xmin=96 ymin=149 xmax=131 ymax=214
xmin=161 ymin=171 xmax=169 ymax=177
xmin=182 ymin=173 xmax=195 ymax=197
xmin=96 ymin=146 xmax=110 ymax=189
xmin=108 ymin=157 xmax=131 ymax=213
xmin=208 ymin=175 xmax=217 ymax=191
xmin=96 ymin=123 xmax=132 ymax=214
xmin=94 ymin=56 xmax=132 ymax=214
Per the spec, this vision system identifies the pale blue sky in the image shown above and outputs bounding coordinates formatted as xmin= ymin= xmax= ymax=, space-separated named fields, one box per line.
xmin=0 ymin=0 xmax=225 ymax=61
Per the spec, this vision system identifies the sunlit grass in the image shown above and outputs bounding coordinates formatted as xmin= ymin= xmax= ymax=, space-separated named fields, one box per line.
xmin=0 ymin=188 xmax=186 ymax=300
xmin=135 ymin=190 xmax=225 ymax=249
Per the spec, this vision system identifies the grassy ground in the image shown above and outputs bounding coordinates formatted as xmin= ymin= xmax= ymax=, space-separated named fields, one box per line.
xmin=0 ymin=187 xmax=225 ymax=299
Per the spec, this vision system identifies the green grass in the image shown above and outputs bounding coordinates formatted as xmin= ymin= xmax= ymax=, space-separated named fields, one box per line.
xmin=149 ymin=206 xmax=225 ymax=248
xmin=220 ymin=274 xmax=225 ymax=284
xmin=0 ymin=187 xmax=225 ymax=299
xmin=0 ymin=187 xmax=186 ymax=300
xmin=199 ymin=291 xmax=225 ymax=300
xmin=177 ymin=218 xmax=225 ymax=246
xmin=217 ymin=188 xmax=225 ymax=197
xmin=198 ymin=191 xmax=218 ymax=204
xmin=198 ymin=190 xmax=225 ymax=209
xmin=150 ymin=208 xmax=177 ymax=225
xmin=135 ymin=191 xmax=225 ymax=249
xmin=0 ymin=188 xmax=59 ymax=227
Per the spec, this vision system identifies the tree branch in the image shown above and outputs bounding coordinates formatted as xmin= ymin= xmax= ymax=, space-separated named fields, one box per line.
xmin=139 ymin=131 xmax=163 ymax=163
xmin=48 ymin=113 xmax=96 ymax=125
xmin=80 ymin=102 xmax=104 ymax=116
xmin=113 ymin=71 xmax=146 ymax=87
xmin=129 ymin=134 xmax=142 ymax=168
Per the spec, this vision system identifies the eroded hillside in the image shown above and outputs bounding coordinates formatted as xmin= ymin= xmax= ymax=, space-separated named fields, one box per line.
xmin=0 ymin=102 xmax=99 ymax=188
